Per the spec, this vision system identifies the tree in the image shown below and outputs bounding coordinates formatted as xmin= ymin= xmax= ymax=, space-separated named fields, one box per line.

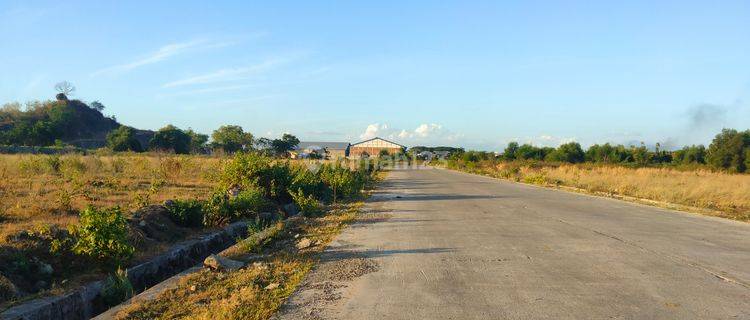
xmin=503 ymin=142 xmax=519 ymax=160
xmin=90 ymin=101 xmax=105 ymax=112
xmin=106 ymin=126 xmax=143 ymax=152
xmin=706 ymin=129 xmax=750 ymax=172
xmin=54 ymin=81 xmax=75 ymax=100
xmin=150 ymin=125 xmax=191 ymax=154
xmin=546 ymin=142 xmax=585 ymax=163
xmin=270 ymin=133 xmax=300 ymax=157
xmin=186 ymin=129 xmax=208 ymax=153
xmin=211 ymin=125 xmax=253 ymax=153
xmin=672 ymin=145 xmax=706 ymax=165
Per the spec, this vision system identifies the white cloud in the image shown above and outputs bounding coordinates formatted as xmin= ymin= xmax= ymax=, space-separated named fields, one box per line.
xmin=515 ymin=135 xmax=577 ymax=147
xmin=414 ymin=123 xmax=443 ymax=137
xmin=360 ymin=123 xmax=388 ymax=140
xmin=91 ymin=39 xmax=238 ymax=77
xmin=357 ymin=123 xmax=462 ymax=145
xmin=162 ymin=58 xmax=287 ymax=88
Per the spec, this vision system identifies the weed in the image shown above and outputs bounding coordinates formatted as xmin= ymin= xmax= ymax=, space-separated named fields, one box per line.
xmin=100 ymin=268 xmax=134 ymax=308
xmin=165 ymin=199 xmax=204 ymax=228
xmin=70 ymin=206 xmax=134 ymax=269
xmin=290 ymin=189 xmax=323 ymax=217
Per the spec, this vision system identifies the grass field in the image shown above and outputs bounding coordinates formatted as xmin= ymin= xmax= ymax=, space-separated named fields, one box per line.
xmin=0 ymin=153 xmax=221 ymax=244
xmin=447 ymin=160 xmax=750 ymax=222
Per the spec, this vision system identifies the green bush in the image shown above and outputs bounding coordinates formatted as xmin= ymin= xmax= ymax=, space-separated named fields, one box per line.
xmin=165 ymin=199 xmax=204 ymax=228
xmin=290 ymin=189 xmax=323 ymax=217
xmin=202 ymin=193 xmax=233 ymax=227
xmin=100 ymin=268 xmax=133 ymax=307
xmin=70 ymin=206 xmax=134 ymax=269
xmin=106 ymin=126 xmax=143 ymax=152
xmin=289 ymin=166 xmax=328 ymax=200
xmin=202 ymin=187 xmax=273 ymax=227
xmin=232 ymin=188 xmax=274 ymax=218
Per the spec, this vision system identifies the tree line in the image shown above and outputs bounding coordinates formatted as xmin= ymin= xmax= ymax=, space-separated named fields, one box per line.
xmin=107 ymin=123 xmax=301 ymax=156
xmin=453 ymin=128 xmax=750 ymax=173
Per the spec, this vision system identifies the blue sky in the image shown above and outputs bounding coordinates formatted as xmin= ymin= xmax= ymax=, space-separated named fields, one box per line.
xmin=1 ymin=1 xmax=748 ymax=151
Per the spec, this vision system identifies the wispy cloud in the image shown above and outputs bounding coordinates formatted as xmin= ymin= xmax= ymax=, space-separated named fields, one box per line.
xmin=161 ymin=58 xmax=289 ymax=88
xmin=90 ymin=38 xmax=239 ymax=77
xmin=157 ymin=84 xmax=261 ymax=98
xmin=358 ymin=123 xmax=462 ymax=145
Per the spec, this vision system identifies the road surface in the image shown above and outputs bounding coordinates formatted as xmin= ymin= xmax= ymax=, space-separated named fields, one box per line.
xmin=275 ymin=167 xmax=750 ymax=319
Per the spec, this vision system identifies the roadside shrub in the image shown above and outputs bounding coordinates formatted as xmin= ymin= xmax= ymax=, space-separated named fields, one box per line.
xmin=201 ymin=187 xmax=274 ymax=226
xmin=100 ymin=268 xmax=133 ymax=307
xmin=218 ymin=152 xmax=272 ymax=192
xmin=289 ymin=166 xmax=328 ymax=200
xmin=202 ymin=193 xmax=233 ymax=227
xmin=0 ymin=273 xmax=18 ymax=303
xmin=70 ymin=206 xmax=134 ymax=269
xmin=165 ymin=199 xmax=204 ymax=228
xmin=290 ymin=189 xmax=323 ymax=217
xmin=232 ymin=188 xmax=274 ymax=218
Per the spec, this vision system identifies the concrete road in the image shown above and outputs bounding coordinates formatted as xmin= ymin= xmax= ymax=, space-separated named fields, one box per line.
xmin=275 ymin=168 xmax=750 ymax=320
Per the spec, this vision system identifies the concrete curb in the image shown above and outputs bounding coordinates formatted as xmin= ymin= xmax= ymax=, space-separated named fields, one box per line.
xmin=93 ymin=218 xmax=296 ymax=319
xmin=1 ymin=221 xmax=249 ymax=320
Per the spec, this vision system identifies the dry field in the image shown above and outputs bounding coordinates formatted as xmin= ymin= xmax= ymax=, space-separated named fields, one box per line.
xmin=0 ymin=153 xmax=221 ymax=247
xmin=454 ymin=161 xmax=750 ymax=221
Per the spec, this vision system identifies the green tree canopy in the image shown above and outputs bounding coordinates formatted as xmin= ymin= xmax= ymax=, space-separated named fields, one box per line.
xmin=706 ymin=129 xmax=750 ymax=172
xmin=211 ymin=125 xmax=253 ymax=153
xmin=186 ymin=128 xmax=209 ymax=153
xmin=503 ymin=142 xmax=519 ymax=160
xmin=546 ymin=142 xmax=585 ymax=163
xmin=106 ymin=126 xmax=142 ymax=152
xmin=270 ymin=133 xmax=300 ymax=157
xmin=150 ymin=124 xmax=191 ymax=154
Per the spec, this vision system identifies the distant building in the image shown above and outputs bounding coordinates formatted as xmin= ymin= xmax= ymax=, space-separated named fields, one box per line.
xmin=349 ymin=137 xmax=406 ymax=158
xmin=293 ymin=141 xmax=350 ymax=159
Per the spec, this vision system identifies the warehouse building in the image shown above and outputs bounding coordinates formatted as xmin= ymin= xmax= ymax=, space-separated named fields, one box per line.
xmin=293 ymin=141 xmax=350 ymax=159
xmin=349 ymin=137 xmax=406 ymax=158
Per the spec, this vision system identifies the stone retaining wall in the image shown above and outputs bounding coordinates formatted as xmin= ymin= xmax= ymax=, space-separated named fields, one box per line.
xmin=1 ymin=222 xmax=249 ymax=320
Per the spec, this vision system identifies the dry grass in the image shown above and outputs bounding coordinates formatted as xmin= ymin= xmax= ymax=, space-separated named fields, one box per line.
xmin=460 ymin=161 xmax=750 ymax=221
xmin=0 ymin=153 xmax=222 ymax=245
xmin=115 ymin=202 xmax=363 ymax=320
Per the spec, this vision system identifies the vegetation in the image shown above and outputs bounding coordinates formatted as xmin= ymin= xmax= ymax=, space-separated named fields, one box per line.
xmin=0 ymin=150 xmax=378 ymax=306
xmin=149 ymin=125 xmax=192 ymax=154
xmin=454 ymin=128 xmax=750 ymax=173
xmin=0 ymin=99 xmax=118 ymax=146
xmin=211 ymin=125 xmax=254 ymax=153
xmin=64 ymin=206 xmax=135 ymax=269
xmin=443 ymin=158 xmax=750 ymax=222
xmin=113 ymin=203 xmax=367 ymax=320
xmin=106 ymin=126 xmax=143 ymax=152
xmin=705 ymin=129 xmax=750 ymax=173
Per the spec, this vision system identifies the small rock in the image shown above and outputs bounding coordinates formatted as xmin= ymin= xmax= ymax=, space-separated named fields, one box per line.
xmin=265 ymin=283 xmax=279 ymax=290
xmin=203 ymin=254 xmax=244 ymax=272
xmin=252 ymin=262 xmax=268 ymax=270
xmin=0 ymin=274 xmax=18 ymax=301
xmin=228 ymin=186 xmax=241 ymax=198
xmin=139 ymin=220 xmax=147 ymax=227
xmin=296 ymin=238 xmax=312 ymax=250
xmin=283 ymin=203 xmax=299 ymax=216
xmin=34 ymin=280 xmax=48 ymax=291
xmin=189 ymin=285 xmax=197 ymax=292
xmin=39 ymin=262 xmax=53 ymax=275
xmin=294 ymin=234 xmax=300 ymax=239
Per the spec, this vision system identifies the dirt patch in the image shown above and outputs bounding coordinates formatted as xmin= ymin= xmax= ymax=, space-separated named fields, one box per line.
xmin=315 ymin=257 xmax=379 ymax=282
xmin=129 ymin=205 xmax=188 ymax=245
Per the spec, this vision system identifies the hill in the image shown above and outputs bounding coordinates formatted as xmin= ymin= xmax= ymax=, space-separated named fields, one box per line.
xmin=0 ymin=95 xmax=150 ymax=148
